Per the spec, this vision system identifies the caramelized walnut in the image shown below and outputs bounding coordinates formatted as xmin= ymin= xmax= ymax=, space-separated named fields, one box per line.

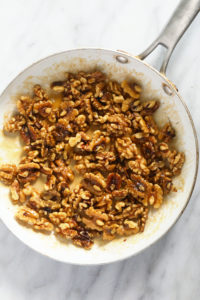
xmin=1 ymin=70 xmax=184 ymax=250
xmin=17 ymin=162 xmax=40 ymax=184
xmin=107 ymin=173 xmax=121 ymax=191
xmin=81 ymin=173 xmax=106 ymax=195
xmin=0 ymin=164 xmax=17 ymax=185
xmin=115 ymin=137 xmax=139 ymax=159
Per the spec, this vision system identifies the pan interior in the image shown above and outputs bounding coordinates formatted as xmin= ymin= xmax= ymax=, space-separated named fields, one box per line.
xmin=0 ymin=49 xmax=197 ymax=264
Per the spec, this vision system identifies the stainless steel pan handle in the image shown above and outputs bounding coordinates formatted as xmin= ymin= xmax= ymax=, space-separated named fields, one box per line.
xmin=138 ymin=0 xmax=200 ymax=74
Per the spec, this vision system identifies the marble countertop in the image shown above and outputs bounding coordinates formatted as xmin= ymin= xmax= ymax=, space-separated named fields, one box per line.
xmin=0 ymin=0 xmax=200 ymax=299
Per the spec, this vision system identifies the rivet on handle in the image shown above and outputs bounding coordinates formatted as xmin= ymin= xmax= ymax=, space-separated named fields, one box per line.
xmin=115 ymin=55 xmax=129 ymax=64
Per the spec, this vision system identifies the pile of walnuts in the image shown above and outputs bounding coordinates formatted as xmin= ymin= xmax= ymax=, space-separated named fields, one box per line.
xmin=0 ymin=71 xmax=185 ymax=249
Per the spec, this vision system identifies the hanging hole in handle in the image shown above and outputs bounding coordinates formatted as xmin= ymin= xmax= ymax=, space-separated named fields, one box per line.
xmin=162 ymin=83 xmax=173 ymax=96
xmin=115 ymin=55 xmax=128 ymax=64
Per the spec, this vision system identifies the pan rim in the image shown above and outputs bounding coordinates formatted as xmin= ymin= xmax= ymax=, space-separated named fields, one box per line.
xmin=0 ymin=47 xmax=198 ymax=265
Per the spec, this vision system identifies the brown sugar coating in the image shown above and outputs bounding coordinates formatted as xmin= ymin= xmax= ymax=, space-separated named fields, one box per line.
xmin=0 ymin=71 xmax=185 ymax=249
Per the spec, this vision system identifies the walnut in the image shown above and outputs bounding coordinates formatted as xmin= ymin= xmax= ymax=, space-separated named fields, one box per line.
xmin=28 ymin=193 xmax=61 ymax=211
xmin=15 ymin=206 xmax=39 ymax=225
xmin=56 ymin=220 xmax=94 ymax=249
xmin=102 ymin=114 xmax=132 ymax=136
xmin=52 ymin=160 xmax=74 ymax=182
xmin=85 ymin=131 xmax=110 ymax=152
xmin=0 ymin=164 xmax=17 ymax=185
xmin=51 ymin=81 xmax=65 ymax=92
xmin=127 ymin=175 xmax=153 ymax=206
xmin=121 ymin=80 xmax=141 ymax=99
xmin=158 ymin=122 xmax=176 ymax=142
xmin=33 ymin=218 xmax=54 ymax=231
xmin=89 ymin=71 xmax=105 ymax=83
xmin=140 ymin=136 xmax=157 ymax=160
xmin=113 ymin=95 xmax=124 ymax=104
xmin=41 ymin=190 xmax=61 ymax=201
xmin=72 ymin=233 xmax=94 ymax=250
xmin=69 ymin=133 xmax=81 ymax=147
xmin=76 ymin=114 xmax=86 ymax=125
xmin=10 ymin=179 xmax=20 ymax=203
xmin=49 ymin=212 xmax=68 ymax=225
xmin=149 ymin=184 xmax=163 ymax=208
xmin=115 ymin=137 xmax=139 ymax=159
xmin=33 ymin=85 xmax=48 ymax=100
xmin=132 ymin=113 xmax=150 ymax=133
xmin=82 ymin=207 xmax=109 ymax=231
xmin=1 ymin=70 xmax=184 ymax=249
xmin=121 ymin=98 xmax=132 ymax=112
xmin=159 ymin=143 xmax=185 ymax=175
xmin=4 ymin=115 xmax=26 ymax=133
xmin=17 ymin=162 xmax=40 ymax=184
xmin=142 ymin=100 xmax=160 ymax=115
xmin=33 ymin=100 xmax=52 ymax=117
xmin=82 ymin=172 xmax=106 ymax=195
xmin=17 ymin=96 xmax=33 ymax=116
xmin=128 ymin=156 xmax=149 ymax=176
xmin=168 ymin=151 xmax=185 ymax=175
xmin=84 ymin=97 xmax=93 ymax=122
xmin=112 ymin=189 xmax=128 ymax=200
xmin=106 ymin=173 xmax=121 ymax=191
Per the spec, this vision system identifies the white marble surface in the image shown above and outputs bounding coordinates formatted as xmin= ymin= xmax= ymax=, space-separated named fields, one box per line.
xmin=0 ymin=0 xmax=200 ymax=299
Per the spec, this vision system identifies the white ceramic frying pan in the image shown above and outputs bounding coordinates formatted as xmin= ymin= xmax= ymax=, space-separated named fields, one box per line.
xmin=0 ymin=0 xmax=199 ymax=265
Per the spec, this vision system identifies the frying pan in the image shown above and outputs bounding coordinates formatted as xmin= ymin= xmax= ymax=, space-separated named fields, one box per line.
xmin=0 ymin=0 xmax=199 ymax=265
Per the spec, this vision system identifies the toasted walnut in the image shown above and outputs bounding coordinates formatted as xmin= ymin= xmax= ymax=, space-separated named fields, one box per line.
xmin=15 ymin=206 xmax=39 ymax=225
xmin=52 ymin=160 xmax=74 ymax=182
xmin=17 ymin=162 xmax=40 ymax=184
xmin=169 ymin=152 xmax=185 ymax=175
xmin=0 ymin=164 xmax=17 ymax=185
xmin=82 ymin=207 xmax=109 ymax=231
xmin=56 ymin=220 xmax=94 ymax=249
xmin=159 ymin=143 xmax=185 ymax=175
xmin=132 ymin=113 xmax=149 ymax=133
xmin=33 ymin=100 xmax=52 ymax=117
xmin=33 ymin=218 xmax=54 ymax=231
xmin=34 ymin=85 xmax=48 ymax=100
xmin=84 ymin=97 xmax=93 ymax=122
xmin=41 ymin=190 xmax=61 ymax=201
xmin=121 ymin=98 xmax=132 ymax=112
xmin=4 ymin=115 xmax=26 ymax=133
xmin=28 ymin=193 xmax=61 ymax=211
xmin=107 ymin=173 xmax=121 ymax=191
xmin=115 ymin=137 xmax=139 ymax=159
xmin=112 ymin=189 xmax=128 ymax=201
xmin=142 ymin=100 xmax=160 ymax=115
xmin=101 ymin=114 xmax=132 ymax=136
xmin=121 ymin=80 xmax=141 ymax=99
xmin=69 ymin=133 xmax=81 ymax=147
xmin=158 ymin=122 xmax=175 ymax=142
xmin=17 ymin=96 xmax=33 ymax=116
xmin=49 ymin=212 xmax=67 ymax=225
xmin=149 ymin=184 xmax=163 ymax=208
xmin=51 ymin=81 xmax=65 ymax=92
xmin=72 ymin=232 xmax=94 ymax=250
xmin=85 ymin=131 xmax=110 ymax=152
xmin=82 ymin=172 xmax=106 ymax=195
xmin=127 ymin=175 xmax=153 ymax=206
xmin=113 ymin=94 xmax=124 ymax=104
xmin=10 ymin=179 xmax=20 ymax=203
xmin=1 ymin=70 xmax=184 ymax=250
xmin=128 ymin=156 xmax=149 ymax=176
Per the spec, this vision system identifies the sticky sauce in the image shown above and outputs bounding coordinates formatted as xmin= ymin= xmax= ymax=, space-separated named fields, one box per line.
xmin=0 ymin=131 xmax=22 ymax=164
xmin=49 ymin=93 xmax=63 ymax=109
